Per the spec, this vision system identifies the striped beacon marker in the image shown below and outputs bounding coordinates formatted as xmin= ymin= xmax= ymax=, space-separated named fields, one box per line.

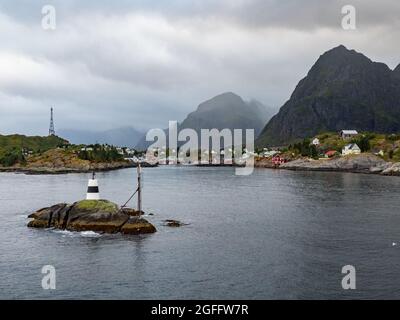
xmin=86 ymin=172 xmax=100 ymax=200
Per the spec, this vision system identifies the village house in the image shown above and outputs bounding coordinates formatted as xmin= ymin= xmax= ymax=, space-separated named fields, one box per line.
xmin=262 ymin=150 xmax=280 ymax=158
xmin=271 ymin=155 xmax=286 ymax=166
xmin=21 ymin=148 xmax=33 ymax=157
xmin=325 ymin=150 xmax=338 ymax=158
xmin=312 ymin=138 xmax=320 ymax=146
xmin=340 ymin=130 xmax=358 ymax=139
xmin=376 ymin=150 xmax=384 ymax=157
xmin=342 ymin=143 xmax=361 ymax=156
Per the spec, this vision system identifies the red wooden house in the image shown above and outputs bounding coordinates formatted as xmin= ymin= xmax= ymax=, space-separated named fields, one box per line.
xmin=325 ymin=150 xmax=338 ymax=158
xmin=271 ymin=155 xmax=287 ymax=165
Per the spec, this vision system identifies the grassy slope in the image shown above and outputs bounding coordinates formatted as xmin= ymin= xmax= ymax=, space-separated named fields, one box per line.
xmin=0 ymin=134 xmax=69 ymax=166
xmin=74 ymin=200 xmax=119 ymax=213
xmin=315 ymin=132 xmax=400 ymax=161
xmin=24 ymin=148 xmax=89 ymax=168
xmin=0 ymin=134 xmax=127 ymax=169
xmin=0 ymin=134 xmax=68 ymax=150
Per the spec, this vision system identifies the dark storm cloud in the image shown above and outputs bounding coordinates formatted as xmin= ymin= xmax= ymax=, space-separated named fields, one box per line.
xmin=2 ymin=0 xmax=400 ymax=29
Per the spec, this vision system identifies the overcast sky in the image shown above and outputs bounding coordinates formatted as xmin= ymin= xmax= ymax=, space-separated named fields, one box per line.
xmin=0 ymin=0 xmax=399 ymax=135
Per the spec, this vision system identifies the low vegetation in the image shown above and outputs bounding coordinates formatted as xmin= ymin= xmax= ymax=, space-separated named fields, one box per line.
xmin=289 ymin=139 xmax=319 ymax=159
xmin=285 ymin=132 xmax=400 ymax=161
xmin=77 ymin=144 xmax=124 ymax=162
xmin=74 ymin=200 xmax=119 ymax=213
xmin=0 ymin=134 xmax=126 ymax=168
xmin=0 ymin=134 xmax=68 ymax=167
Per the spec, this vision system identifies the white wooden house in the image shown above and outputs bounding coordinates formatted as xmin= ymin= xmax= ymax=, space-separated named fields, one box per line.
xmin=342 ymin=143 xmax=361 ymax=155
xmin=312 ymin=138 xmax=320 ymax=145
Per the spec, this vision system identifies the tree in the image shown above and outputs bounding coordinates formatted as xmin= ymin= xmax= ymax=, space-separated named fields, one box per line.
xmin=353 ymin=135 xmax=371 ymax=152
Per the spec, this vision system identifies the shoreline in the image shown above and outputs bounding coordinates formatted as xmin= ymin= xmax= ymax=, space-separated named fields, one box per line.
xmin=0 ymin=162 xmax=157 ymax=175
xmin=2 ymin=153 xmax=400 ymax=177
xmin=258 ymin=153 xmax=400 ymax=177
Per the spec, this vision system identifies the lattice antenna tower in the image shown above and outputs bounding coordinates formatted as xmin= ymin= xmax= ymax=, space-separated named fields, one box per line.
xmin=49 ymin=107 xmax=55 ymax=136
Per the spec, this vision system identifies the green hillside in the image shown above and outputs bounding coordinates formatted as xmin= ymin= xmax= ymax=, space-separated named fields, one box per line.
xmin=0 ymin=134 xmax=69 ymax=166
xmin=283 ymin=132 xmax=400 ymax=161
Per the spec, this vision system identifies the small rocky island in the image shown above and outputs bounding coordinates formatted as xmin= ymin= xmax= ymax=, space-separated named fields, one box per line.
xmin=28 ymin=200 xmax=156 ymax=235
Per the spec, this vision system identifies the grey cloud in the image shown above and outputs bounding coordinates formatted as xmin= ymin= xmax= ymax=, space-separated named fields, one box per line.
xmin=0 ymin=1 xmax=399 ymax=135
xmin=2 ymin=0 xmax=400 ymax=30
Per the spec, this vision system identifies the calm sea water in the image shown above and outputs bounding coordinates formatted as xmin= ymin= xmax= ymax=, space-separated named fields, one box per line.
xmin=1 ymin=166 xmax=400 ymax=299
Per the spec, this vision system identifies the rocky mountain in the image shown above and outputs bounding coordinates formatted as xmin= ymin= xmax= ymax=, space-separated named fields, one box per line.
xmin=247 ymin=99 xmax=275 ymax=124
xmin=136 ymin=92 xmax=273 ymax=150
xmin=179 ymin=92 xmax=270 ymax=134
xmin=59 ymin=126 xmax=143 ymax=147
xmin=394 ymin=64 xmax=400 ymax=79
xmin=256 ymin=45 xmax=400 ymax=147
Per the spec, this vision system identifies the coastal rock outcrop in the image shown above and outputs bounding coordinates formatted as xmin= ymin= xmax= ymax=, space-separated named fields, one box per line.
xmin=279 ymin=153 xmax=390 ymax=173
xmin=28 ymin=200 xmax=156 ymax=235
xmin=163 ymin=219 xmax=187 ymax=227
xmin=382 ymin=162 xmax=400 ymax=176
xmin=121 ymin=219 xmax=157 ymax=234
xmin=1 ymin=148 xmax=157 ymax=175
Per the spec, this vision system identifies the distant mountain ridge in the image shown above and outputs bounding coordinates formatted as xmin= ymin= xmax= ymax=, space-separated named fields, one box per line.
xmin=256 ymin=45 xmax=400 ymax=147
xmin=180 ymin=92 xmax=271 ymax=135
xmin=135 ymin=92 xmax=274 ymax=150
xmin=59 ymin=127 xmax=143 ymax=147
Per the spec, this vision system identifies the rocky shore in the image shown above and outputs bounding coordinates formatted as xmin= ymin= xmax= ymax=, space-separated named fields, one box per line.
xmin=28 ymin=200 xmax=157 ymax=235
xmin=0 ymin=161 xmax=137 ymax=174
xmin=275 ymin=153 xmax=400 ymax=176
xmin=0 ymin=148 xmax=157 ymax=174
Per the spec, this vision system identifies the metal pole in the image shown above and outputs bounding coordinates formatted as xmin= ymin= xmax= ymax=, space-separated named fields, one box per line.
xmin=137 ymin=163 xmax=142 ymax=215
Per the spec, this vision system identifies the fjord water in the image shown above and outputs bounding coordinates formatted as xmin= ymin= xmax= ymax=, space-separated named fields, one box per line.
xmin=1 ymin=167 xmax=400 ymax=299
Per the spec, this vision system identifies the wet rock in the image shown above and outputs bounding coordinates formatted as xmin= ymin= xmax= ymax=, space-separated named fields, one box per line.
xmin=121 ymin=218 xmax=157 ymax=235
xmin=28 ymin=203 xmax=67 ymax=228
xmin=382 ymin=162 xmax=400 ymax=176
xmin=121 ymin=208 xmax=142 ymax=217
xmin=27 ymin=218 xmax=50 ymax=228
xmin=163 ymin=219 xmax=187 ymax=227
xmin=51 ymin=204 xmax=73 ymax=229
xmin=27 ymin=200 xmax=156 ymax=235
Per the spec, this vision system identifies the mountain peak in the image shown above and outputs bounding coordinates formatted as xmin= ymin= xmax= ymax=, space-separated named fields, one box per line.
xmin=323 ymin=45 xmax=359 ymax=56
xmin=207 ymin=91 xmax=242 ymax=102
xmin=196 ymin=92 xmax=244 ymax=112
xmin=317 ymin=45 xmax=371 ymax=67
xmin=135 ymin=92 xmax=272 ymax=150
xmin=218 ymin=91 xmax=240 ymax=98
xmin=256 ymin=46 xmax=400 ymax=147
xmin=326 ymin=44 xmax=349 ymax=53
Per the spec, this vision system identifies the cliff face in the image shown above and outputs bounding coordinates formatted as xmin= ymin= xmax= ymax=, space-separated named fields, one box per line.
xmin=394 ymin=64 xmax=400 ymax=79
xmin=256 ymin=45 xmax=400 ymax=147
